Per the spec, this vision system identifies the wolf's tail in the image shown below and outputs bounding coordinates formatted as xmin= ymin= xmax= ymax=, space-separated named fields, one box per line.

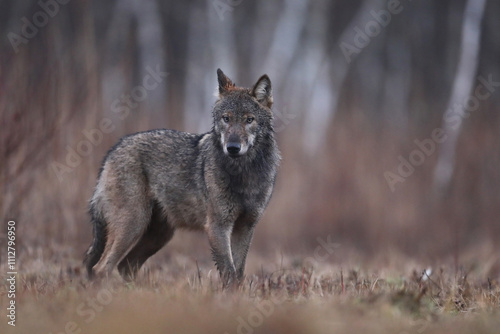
xmin=83 ymin=201 xmax=107 ymax=279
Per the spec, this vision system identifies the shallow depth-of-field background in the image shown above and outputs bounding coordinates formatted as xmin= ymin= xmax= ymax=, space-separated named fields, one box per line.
xmin=1 ymin=0 xmax=500 ymax=333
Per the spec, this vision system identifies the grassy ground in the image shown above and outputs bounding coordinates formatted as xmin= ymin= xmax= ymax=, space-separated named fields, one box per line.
xmin=1 ymin=250 xmax=499 ymax=334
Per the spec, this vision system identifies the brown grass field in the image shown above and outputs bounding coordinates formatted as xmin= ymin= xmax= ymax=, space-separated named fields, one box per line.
xmin=1 ymin=246 xmax=500 ymax=334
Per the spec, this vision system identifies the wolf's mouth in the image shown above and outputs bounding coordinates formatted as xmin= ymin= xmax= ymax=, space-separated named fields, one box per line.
xmin=228 ymin=152 xmax=242 ymax=158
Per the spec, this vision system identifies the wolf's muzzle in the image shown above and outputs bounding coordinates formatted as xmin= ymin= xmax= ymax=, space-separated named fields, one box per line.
xmin=226 ymin=142 xmax=241 ymax=156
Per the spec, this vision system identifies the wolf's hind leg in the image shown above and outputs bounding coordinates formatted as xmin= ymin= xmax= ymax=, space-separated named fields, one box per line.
xmin=118 ymin=205 xmax=174 ymax=281
xmin=92 ymin=205 xmax=151 ymax=277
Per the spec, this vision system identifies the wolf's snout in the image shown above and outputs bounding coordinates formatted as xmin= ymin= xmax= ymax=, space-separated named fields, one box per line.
xmin=226 ymin=142 xmax=241 ymax=156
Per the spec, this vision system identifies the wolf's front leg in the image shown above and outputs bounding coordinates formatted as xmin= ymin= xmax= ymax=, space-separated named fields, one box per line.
xmin=206 ymin=222 xmax=237 ymax=288
xmin=231 ymin=218 xmax=257 ymax=283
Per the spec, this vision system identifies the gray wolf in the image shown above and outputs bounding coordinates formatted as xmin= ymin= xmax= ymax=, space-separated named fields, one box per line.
xmin=84 ymin=69 xmax=280 ymax=287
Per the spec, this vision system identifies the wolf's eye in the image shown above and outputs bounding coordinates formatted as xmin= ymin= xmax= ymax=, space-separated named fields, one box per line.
xmin=246 ymin=117 xmax=254 ymax=124
xmin=222 ymin=116 xmax=230 ymax=123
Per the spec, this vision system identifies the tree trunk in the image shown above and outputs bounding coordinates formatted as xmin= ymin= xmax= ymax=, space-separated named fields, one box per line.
xmin=433 ymin=0 xmax=487 ymax=195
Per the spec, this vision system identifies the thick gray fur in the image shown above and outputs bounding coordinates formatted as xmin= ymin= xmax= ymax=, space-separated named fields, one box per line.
xmin=84 ymin=69 xmax=280 ymax=287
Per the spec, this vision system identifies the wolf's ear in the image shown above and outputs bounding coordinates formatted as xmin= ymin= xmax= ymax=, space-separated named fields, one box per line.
xmin=252 ymin=74 xmax=273 ymax=108
xmin=217 ymin=68 xmax=235 ymax=95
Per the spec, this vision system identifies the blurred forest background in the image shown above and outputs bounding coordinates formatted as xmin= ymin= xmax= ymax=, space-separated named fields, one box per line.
xmin=1 ymin=0 xmax=499 ymax=271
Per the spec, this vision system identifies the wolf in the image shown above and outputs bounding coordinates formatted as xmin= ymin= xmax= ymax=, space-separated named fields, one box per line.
xmin=84 ymin=69 xmax=280 ymax=287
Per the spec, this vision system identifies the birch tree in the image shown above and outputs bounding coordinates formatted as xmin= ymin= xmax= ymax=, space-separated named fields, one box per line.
xmin=433 ymin=0 xmax=488 ymax=195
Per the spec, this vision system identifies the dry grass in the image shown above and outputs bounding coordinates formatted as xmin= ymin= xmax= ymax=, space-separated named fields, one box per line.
xmin=1 ymin=250 xmax=499 ymax=334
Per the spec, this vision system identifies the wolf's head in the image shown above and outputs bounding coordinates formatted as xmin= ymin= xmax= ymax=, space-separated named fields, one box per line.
xmin=212 ymin=69 xmax=273 ymax=158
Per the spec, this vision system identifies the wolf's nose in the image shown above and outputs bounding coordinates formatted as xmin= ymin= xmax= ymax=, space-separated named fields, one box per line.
xmin=226 ymin=142 xmax=241 ymax=155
